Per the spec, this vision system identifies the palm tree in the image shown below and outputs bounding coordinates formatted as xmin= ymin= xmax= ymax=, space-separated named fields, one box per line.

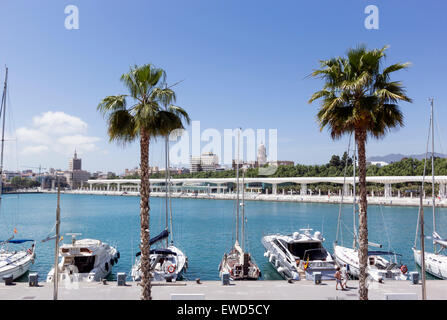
xmin=309 ymin=45 xmax=411 ymax=300
xmin=98 ymin=64 xmax=190 ymax=300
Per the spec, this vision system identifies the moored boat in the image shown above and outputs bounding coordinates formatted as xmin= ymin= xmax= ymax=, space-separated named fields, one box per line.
xmin=262 ymin=228 xmax=336 ymax=281
xmin=218 ymin=129 xmax=260 ymax=280
xmin=0 ymin=68 xmax=36 ymax=281
xmin=412 ymin=98 xmax=447 ymax=280
xmin=131 ymin=229 xmax=187 ymax=282
xmin=46 ymin=234 xmax=120 ymax=282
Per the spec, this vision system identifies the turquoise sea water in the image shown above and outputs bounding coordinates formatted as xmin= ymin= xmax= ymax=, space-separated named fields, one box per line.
xmin=0 ymin=193 xmax=446 ymax=281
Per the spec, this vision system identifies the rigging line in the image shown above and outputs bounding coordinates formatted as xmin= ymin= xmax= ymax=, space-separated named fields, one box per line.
xmin=433 ymin=106 xmax=445 ymax=156
xmin=378 ymin=203 xmax=392 ymax=252
xmin=414 ymin=103 xmax=432 ymax=248
xmin=335 ymin=132 xmax=353 ymax=244
xmin=340 ymin=219 xmax=355 ymax=238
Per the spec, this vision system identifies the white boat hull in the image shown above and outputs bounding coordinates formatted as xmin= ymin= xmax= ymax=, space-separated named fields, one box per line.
xmin=413 ymin=248 xmax=447 ymax=280
xmin=131 ymin=245 xmax=187 ymax=282
xmin=262 ymin=232 xmax=336 ymax=281
xmin=46 ymin=239 xmax=119 ymax=283
xmin=333 ymin=244 xmax=408 ymax=282
xmin=0 ymin=250 xmax=35 ymax=280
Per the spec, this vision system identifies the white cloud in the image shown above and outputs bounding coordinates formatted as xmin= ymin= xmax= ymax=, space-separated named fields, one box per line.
xmin=32 ymin=111 xmax=88 ymax=135
xmin=57 ymin=135 xmax=100 ymax=153
xmin=16 ymin=127 xmax=50 ymax=145
xmin=21 ymin=145 xmax=49 ymax=155
xmin=15 ymin=111 xmax=100 ymax=157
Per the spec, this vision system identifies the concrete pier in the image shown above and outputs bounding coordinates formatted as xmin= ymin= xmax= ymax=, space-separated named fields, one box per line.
xmin=1 ymin=280 xmax=446 ymax=300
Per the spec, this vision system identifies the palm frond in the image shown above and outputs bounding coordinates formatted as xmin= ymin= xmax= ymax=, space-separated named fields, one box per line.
xmin=97 ymin=95 xmax=128 ymax=117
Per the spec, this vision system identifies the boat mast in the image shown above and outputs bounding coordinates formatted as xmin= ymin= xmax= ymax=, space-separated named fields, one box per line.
xmin=0 ymin=68 xmax=7 ymax=210
xmin=167 ymin=136 xmax=173 ymax=245
xmin=352 ymin=140 xmax=357 ymax=249
xmin=164 ymin=136 xmax=169 ymax=247
xmin=241 ymin=167 xmax=245 ymax=251
xmin=430 ymin=98 xmax=437 ymax=254
xmin=419 ymin=186 xmax=427 ymax=300
xmin=53 ymin=178 xmax=61 ymax=300
xmin=335 ymin=133 xmax=352 ymax=245
xmin=235 ymin=128 xmax=241 ymax=245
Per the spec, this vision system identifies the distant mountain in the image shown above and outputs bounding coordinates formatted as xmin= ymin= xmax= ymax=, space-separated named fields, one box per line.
xmin=368 ymin=153 xmax=447 ymax=163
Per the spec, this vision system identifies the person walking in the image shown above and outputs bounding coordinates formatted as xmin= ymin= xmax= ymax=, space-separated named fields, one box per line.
xmin=341 ymin=264 xmax=349 ymax=288
xmin=335 ymin=267 xmax=345 ymax=290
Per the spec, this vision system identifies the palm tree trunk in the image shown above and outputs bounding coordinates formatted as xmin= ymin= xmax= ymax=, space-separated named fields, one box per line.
xmin=356 ymin=129 xmax=368 ymax=300
xmin=139 ymin=129 xmax=151 ymax=300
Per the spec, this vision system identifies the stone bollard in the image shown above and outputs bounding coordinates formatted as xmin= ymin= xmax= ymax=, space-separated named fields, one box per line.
xmin=409 ymin=271 xmax=419 ymax=284
xmin=313 ymin=272 xmax=322 ymax=285
xmin=28 ymin=273 xmax=38 ymax=287
xmin=222 ymin=272 xmax=230 ymax=285
xmin=3 ymin=275 xmax=13 ymax=286
xmin=117 ymin=272 xmax=126 ymax=286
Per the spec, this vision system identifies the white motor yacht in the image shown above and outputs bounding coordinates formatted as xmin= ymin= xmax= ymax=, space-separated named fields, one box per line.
xmin=262 ymin=228 xmax=336 ymax=281
xmin=47 ymin=234 xmax=120 ymax=282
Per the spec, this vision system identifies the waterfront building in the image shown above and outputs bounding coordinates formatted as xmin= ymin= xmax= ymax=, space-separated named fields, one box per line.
xmin=190 ymin=152 xmax=219 ymax=173
xmin=257 ymin=143 xmax=267 ymax=166
xmin=232 ymin=160 xmax=258 ymax=170
xmin=367 ymin=161 xmax=389 ymax=167
xmin=69 ymin=150 xmax=82 ymax=171
xmin=66 ymin=150 xmax=90 ymax=189
xmin=1 ymin=170 xmax=21 ymax=181
xmin=268 ymin=160 xmax=294 ymax=166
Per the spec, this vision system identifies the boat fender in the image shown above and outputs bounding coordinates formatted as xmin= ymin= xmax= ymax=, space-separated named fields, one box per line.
xmin=269 ymin=255 xmax=274 ymax=263
xmin=105 ymin=262 xmax=109 ymax=272
xmin=264 ymin=251 xmax=270 ymax=258
xmin=116 ymin=251 xmax=120 ymax=259
xmin=114 ymin=257 xmax=118 ymax=264
xmin=275 ymin=260 xmax=280 ymax=268
xmin=167 ymin=265 xmax=176 ymax=274
xmin=110 ymin=259 xmax=114 ymax=266
xmin=400 ymin=265 xmax=408 ymax=274
xmin=277 ymin=267 xmax=286 ymax=273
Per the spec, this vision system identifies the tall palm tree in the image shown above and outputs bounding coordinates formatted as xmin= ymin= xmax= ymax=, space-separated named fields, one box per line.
xmin=309 ymin=45 xmax=411 ymax=300
xmin=98 ymin=64 xmax=189 ymax=300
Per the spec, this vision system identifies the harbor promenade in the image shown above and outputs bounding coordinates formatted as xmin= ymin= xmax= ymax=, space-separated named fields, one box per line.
xmin=45 ymin=189 xmax=447 ymax=208
xmin=0 ymin=280 xmax=445 ymax=300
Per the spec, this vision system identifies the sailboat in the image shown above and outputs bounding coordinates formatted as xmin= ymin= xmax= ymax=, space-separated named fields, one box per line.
xmin=333 ymin=137 xmax=408 ymax=282
xmin=131 ymin=136 xmax=187 ymax=282
xmin=412 ymin=98 xmax=447 ymax=279
xmin=218 ymin=129 xmax=260 ymax=280
xmin=0 ymin=67 xmax=36 ymax=280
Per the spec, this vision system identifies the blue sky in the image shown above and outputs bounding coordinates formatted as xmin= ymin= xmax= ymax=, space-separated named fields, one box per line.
xmin=0 ymin=0 xmax=446 ymax=173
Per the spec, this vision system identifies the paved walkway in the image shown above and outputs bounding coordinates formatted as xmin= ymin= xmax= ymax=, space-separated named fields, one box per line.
xmin=0 ymin=280 xmax=445 ymax=300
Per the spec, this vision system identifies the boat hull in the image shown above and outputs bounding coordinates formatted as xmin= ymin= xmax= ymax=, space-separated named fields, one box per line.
xmin=0 ymin=251 xmax=35 ymax=280
xmin=413 ymin=248 xmax=447 ymax=280
xmin=334 ymin=244 xmax=408 ymax=282
xmin=46 ymin=240 xmax=119 ymax=283
xmin=262 ymin=235 xmax=336 ymax=281
xmin=131 ymin=245 xmax=187 ymax=282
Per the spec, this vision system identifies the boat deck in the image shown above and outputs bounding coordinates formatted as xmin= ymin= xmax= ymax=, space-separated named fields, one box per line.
xmin=0 ymin=280 xmax=445 ymax=300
